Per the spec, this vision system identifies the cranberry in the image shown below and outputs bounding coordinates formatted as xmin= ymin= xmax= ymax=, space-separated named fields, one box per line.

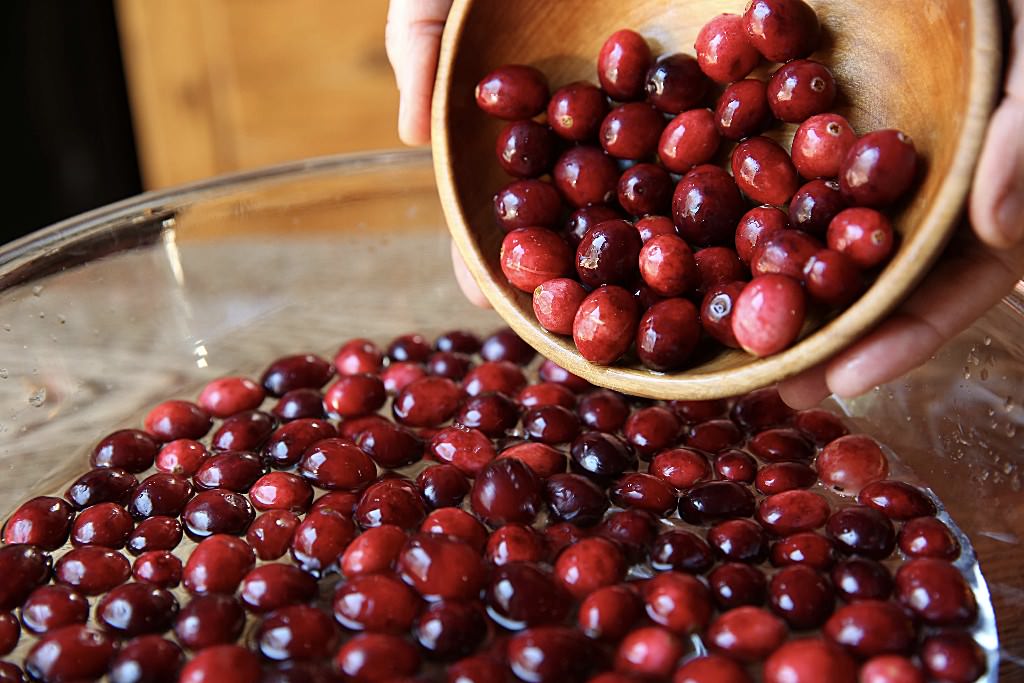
xmin=767 ymin=60 xmax=836 ymax=123
xmin=650 ymin=529 xmax=714 ymax=573
xmin=597 ymin=510 xmax=658 ymax=562
xmin=256 ymin=604 xmax=336 ymax=661
xmin=789 ymin=180 xmax=846 ymax=237
xmin=518 ymin=382 xmax=576 ymax=409
xmin=475 ymin=64 xmax=548 ymax=119
xmin=920 ymin=632 xmax=986 ymax=683
xmin=860 ymin=655 xmax=925 ymax=683
xmin=678 ymin=481 xmax=755 ymax=524
xmin=564 ymin=205 xmax=624 ymax=247
xmin=570 ymin=431 xmax=637 ymax=480
xmin=817 ymin=434 xmax=890 ymax=495
xmin=416 ymin=601 xmax=487 ymax=659
xmin=532 ymin=279 xmax=587 ymax=336
xmin=429 ymin=425 xmax=497 ymax=477
xmin=576 ymin=219 xmax=643 ymax=288
xmin=179 ymin=645 xmax=262 ymax=683
xmin=0 ymin=663 xmax=22 ymax=683
xmin=495 ymin=119 xmax=556 ymax=178
xmin=388 ymin=334 xmax=433 ymax=364
xmin=486 ymin=563 xmax=570 ymax=630
xmin=181 ymin=489 xmax=253 ymax=538
xmin=716 ymin=79 xmax=771 ymax=140
xmin=156 ymin=439 xmax=210 ymax=476
xmin=65 ymin=468 xmax=137 ymax=509
xmin=245 ymin=511 xmax=300 ymax=561
xmin=618 ymin=163 xmax=673 ymax=216
xmin=290 ymin=508 xmax=357 ymax=571
xmin=673 ymin=165 xmax=745 ymax=247
xmin=144 ymin=400 xmax=212 ymax=442
xmin=899 ymin=516 xmax=960 ymax=560
xmin=392 ymin=376 xmax=462 ymax=428
xmin=67 ymin=502 xmax=130 ymax=549
xmin=260 ymin=353 xmax=333 ymax=396
xmin=635 ymin=215 xmax=677 ymax=243
xmin=127 ymin=515 xmax=182 ymax=555
xmin=840 ymin=130 xmax=918 ymax=207
xmin=486 ymin=524 xmax=546 ymax=566
xmin=716 ymin=449 xmax=758 ymax=483
xmin=355 ymin=478 xmax=427 ymax=530
xmin=543 ymin=473 xmax=608 ymax=526
xmin=21 ymin=586 xmax=89 ymax=634
xmin=732 ymin=387 xmax=795 ymax=431
xmin=756 ymin=462 xmax=817 ymax=494
xmin=763 ymin=639 xmax=857 ymax=683
xmin=694 ymin=246 xmax=748 ymax=293
xmin=174 ymin=594 xmax=246 ymax=649
xmin=825 ymin=600 xmax=915 ymax=658
xmin=793 ymin=408 xmax=849 ymax=445
xmin=464 ymin=361 xmax=528 ymax=397
xmin=555 ymin=537 xmax=626 ymax=599
xmin=673 ymin=654 xmax=753 ymax=683
xmin=709 ymin=563 xmax=767 ymax=609
xmin=643 ymin=571 xmax=712 ymax=634
xmin=831 ymin=558 xmax=893 ymax=601
xmin=857 ymin=480 xmax=936 ymax=520
xmin=96 ymin=582 xmax=178 ymax=636
xmin=804 ymin=249 xmax=863 ymax=306
xmin=615 ymin=626 xmax=684 ymax=679
xmin=736 ymin=206 xmax=788 ymax=264
xmin=547 ymin=82 xmax=608 ymax=142
xmin=771 ymin=532 xmax=836 ymax=570
xmin=192 ymin=451 xmax=263 ymax=493
xmin=636 ymin=298 xmax=702 ymax=371
xmin=238 ymin=563 xmax=317 ymax=614
xmin=578 ymin=584 xmax=642 ymax=640
xmin=272 ymin=389 xmax=327 ymax=421
xmin=598 ymin=29 xmax=652 ymax=100
xmin=522 ymin=405 xmax=579 ymax=445
xmin=211 ymin=410 xmax=276 ymax=452
xmin=54 ymin=546 xmax=130 ymax=595
xmin=446 ymin=655 xmax=508 ymax=683
xmin=658 ymin=108 xmax=720 ymax=173
xmin=827 ymin=208 xmax=895 ymax=269
xmin=708 ymin=519 xmax=768 ymax=563
xmin=600 ymin=103 xmax=664 ymax=159
xmin=732 ymin=136 xmax=800 ymax=205
xmin=132 ymin=549 xmax=182 ymax=588
xmin=338 ymin=528 xmax=404 ymax=580
xmin=414 ymin=466 xmax=467 ymax=510
xmin=91 ymin=429 xmax=159 ymax=472
xmin=380 ymin=364 xmax=426 ymax=396
xmin=757 ymin=490 xmax=831 ymax=535
xmin=471 ymin=457 xmax=542 ymax=526
xmin=322 ymin=375 xmax=386 ymax=419
xmin=25 ymin=625 xmax=116 ymax=683
xmin=621 ymin=406 xmax=678 ymax=456
xmin=421 ymin=508 xmax=487 ymax=552
xmin=732 ymin=274 xmax=806 ymax=357
xmin=244 ymin=473 xmax=310 ymax=514
xmin=649 ymin=447 xmax=710 ymax=490
xmin=299 ymin=438 xmax=376 ymax=491
xmin=826 ymin=506 xmax=896 ymax=559
xmin=636 ymin=235 xmax=697 ymax=297
xmin=398 ymin=533 xmax=486 ymax=601
xmin=182 ymin=535 xmax=254 ymax=595
xmin=610 ymin=473 xmax=676 ymax=514
xmin=708 ymin=606 xmax=787 ymax=662
xmin=695 ymin=14 xmax=761 ymax=83
xmin=573 ymin=286 xmax=639 ymax=365
xmin=792 ymin=113 xmax=858 ymax=179
xmin=198 ymin=377 xmax=264 ymax=418
xmin=577 ymin=390 xmax=629 ymax=432
xmin=332 ymin=572 xmax=421 ymax=633
xmin=108 ymin=635 xmax=184 ymax=683
xmin=645 ymin=53 xmax=709 ymax=113
xmin=553 ymin=146 xmax=619 ymax=208
xmin=769 ymin=564 xmax=834 ymax=628
xmin=457 ymin=393 xmax=520 ymax=437
xmin=743 ymin=0 xmax=820 ymax=61
xmin=333 ymin=338 xmax=384 ymax=375
xmin=749 ymin=428 xmax=811 ymax=463
xmin=700 ymin=281 xmax=745 ymax=348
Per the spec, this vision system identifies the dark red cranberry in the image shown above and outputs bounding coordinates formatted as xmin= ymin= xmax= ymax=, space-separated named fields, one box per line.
xmin=716 ymin=79 xmax=771 ymax=141
xmin=174 ymin=594 xmax=246 ymax=649
xmin=68 ymin=502 xmax=131 ymax=548
xmin=181 ymin=489 xmax=253 ymax=538
xmin=422 ymin=507 xmax=488 ymax=551
xmin=247 ymin=472 xmax=313 ymax=513
xmin=749 ymin=428 xmax=814 ymax=462
xmin=804 ymin=249 xmax=863 ymax=306
xmin=575 ymin=219 xmax=643 ymax=287
xmin=476 ymin=64 xmax=548 ymax=119
xmin=426 ymin=351 xmax=474 ymax=381
xmin=576 ymin=584 xmax=642 ymax=641
xmin=661 ymin=109 xmax=721 ymax=177
xmin=708 ymin=519 xmax=768 ymax=563
xmin=239 ymin=563 xmax=317 ymax=614
xmin=456 ymin=393 xmax=520 ymax=438
xmin=616 ymin=625 xmax=685 ymax=679
xmin=701 ymin=281 xmax=745 ymax=349
xmin=831 ymin=557 xmax=893 ymax=602
xmin=731 ymin=387 xmax=795 ymax=431
xmin=611 ymin=473 xmax=677 ymax=515
xmin=108 ymin=635 xmax=183 ymax=683
xmin=547 ymin=82 xmax=608 ymax=142
xmin=638 ymin=235 xmax=698 ymax=297
xmin=709 ymin=563 xmax=767 ymax=609
xmin=732 ymin=136 xmax=800 ymax=205
xmin=155 ymin=439 xmax=209 ymax=476
xmin=708 ymin=606 xmax=787 ymax=663
xmin=826 ymin=506 xmax=896 ymax=559
xmin=715 ymin=449 xmax=758 ymax=483
xmin=694 ymin=246 xmax=747 ymax=293
xmin=337 ymin=525 xmax=403 ymax=578
xmin=650 ymin=529 xmax=714 ymax=573
xmin=840 ymin=130 xmax=918 ymax=207
xmin=554 ymin=537 xmax=627 ymax=599
xmin=21 ymin=585 xmax=89 ymax=634
xmin=899 ymin=516 xmax=960 ymax=560
xmin=827 ymin=207 xmax=896 ymax=269
xmin=825 ymin=600 xmax=915 ymax=658
xmin=323 ymin=374 xmax=386 ymax=418
xmin=392 ymin=376 xmax=462 ymax=427
xmin=353 ymin=424 xmax=422 ymax=470
xmin=756 ymin=462 xmax=816 ymax=494
xmin=688 ymin=419 xmax=743 ymax=453
xmin=645 ymin=53 xmax=710 ymax=114
xmin=95 ymin=582 xmax=178 ymax=636
xmin=522 ymin=405 xmax=579 ymax=445
xmin=624 ymin=406 xmax=680 ymax=457
xmin=245 ymin=511 xmax=300 ymax=561
xmin=596 ymin=509 xmax=658 ymax=563
xmin=255 ymin=605 xmax=335 ymax=662
xmin=650 ymin=447 xmax=711 ymax=490
xmin=600 ymin=103 xmax=664 ymax=160
xmin=25 ymin=625 xmax=116 ymax=682
xmin=179 ymin=645 xmax=262 ymax=683
xmin=598 ymin=29 xmax=652 ymax=100
xmin=387 ymin=333 xmax=432 ymax=364
xmin=144 ymin=400 xmax=211 ymax=442
xmin=193 ymin=451 xmax=264 ymax=493
xmin=91 ymin=429 xmax=159 ymax=473
xmin=290 ymin=507 xmax=357 ymax=572
xmin=763 ymin=639 xmax=856 ymax=683
xmin=643 ymin=571 xmax=713 ymax=634
xmin=857 ymin=480 xmax=936 ymax=520
xmin=769 ymin=564 xmax=834 ymax=628
xmin=182 ymin=535 xmax=254 ymax=595
xmin=355 ymin=478 xmax=427 ymax=531
xmin=428 ymin=425 xmax=497 ymax=477
xmin=55 ymin=546 xmax=130 ymax=596
xmin=570 ymin=431 xmax=637 ymax=479
xmin=210 ymin=410 xmax=276 ymax=452
xmin=679 ymin=481 xmax=755 ymax=524
xmin=507 ymin=626 xmax=592 ymax=683
xmin=792 ymin=408 xmax=848 ymax=445
xmin=695 ymin=14 xmax=761 ymax=83
xmin=495 ymin=179 xmax=563 ymax=232
xmin=750 ymin=230 xmax=821 ymax=281
xmin=635 ymin=298 xmax=701 ymax=371
xmin=736 ymin=206 xmax=788 ymax=264
xmin=299 ymin=438 xmax=376 ymax=491
xmin=920 ymin=632 xmax=986 ymax=683
xmin=416 ymin=465 xmax=470 ymax=509
xmin=271 ymin=389 xmax=326 ymax=421
xmin=672 ymin=164 xmax=745 ymax=247
xmin=543 ymin=473 xmax=608 ymax=526
xmin=792 ymin=113 xmax=858 ymax=179
xmin=495 ymin=120 xmax=556 ymax=178
xmin=577 ymin=390 xmax=629 ymax=432
xmin=260 ymin=353 xmax=333 ymax=397
xmin=573 ymin=285 xmax=640 ymax=365
xmin=790 ymin=179 xmax=846 ymax=236
xmin=732 ymin=274 xmax=807 ymax=357
xmin=553 ymin=146 xmax=619 ymax=208
xmin=767 ymin=60 xmax=836 ymax=123
xmin=563 ymin=205 xmax=623 ymax=247
xmin=416 ymin=601 xmax=488 ymax=660
xmin=398 ymin=533 xmax=486 ymax=601
xmin=771 ymin=531 xmax=836 ymax=570
xmin=859 ymin=655 xmax=925 ymax=683
xmin=618 ymin=163 xmax=672 ymax=216
xmin=309 ymin=487 xmax=360 ymax=514
xmin=743 ymin=0 xmax=820 ymax=61
xmin=446 ymin=655 xmax=508 ymax=683
xmin=486 ymin=524 xmax=546 ymax=566
xmin=334 ymin=338 xmax=384 ymax=376
xmin=818 ymin=434 xmax=890 ymax=495
xmin=635 ymin=215 xmax=677 ymax=243
xmin=471 ymin=458 xmax=542 ymax=526
xmin=332 ymin=572 xmax=420 ymax=633
xmin=463 ymin=361 xmax=528 ymax=397
xmin=757 ymin=490 xmax=831 ymax=535
xmin=132 ymin=550 xmax=182 ymax=588
xmin=674 ymin=654 xmax=753 ymax=683
xmin=127 ymin=516 xmax=182 ymax=555
xmin=532 ymin=278 xmax=588 ymax=336
xmin=518 ymin=382 xmax=576 ymax=409
xmin=198 ymin=377 xmax=265 ymax=418
xmin=486 ymin=563 xmax=570 ymax=630
xmin=65 ymin=468 xmax=137 ymax=509
xmin=0 ymin=663 xmax=23 ymax=683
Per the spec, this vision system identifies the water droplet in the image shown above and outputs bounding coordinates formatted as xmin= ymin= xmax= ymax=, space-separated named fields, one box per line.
xmin=31 ymin=285 xmax=43 ymax=296
xmin=987 ymin=408 xmax=995 ymax=417
xmin=1006 ymin=424 xmax=1018 ymax=438
xmin=0 ymin=369 xmax=7 ymax=380
xmin=2 ymin=324 xmax=10 ymax=332
xmin=27 ymin=388 xmax=46 ymax=407
xmin=57 ymin=314 xmax=66 ymax=324
xmin=1003 ymin=462 xmax=1014 ymax=475
xmin=1004 ymin=397 xmax=1015 ymax=412
xmin=963 ymin=367 xmax=972 ymax=380
xmin=37 ymin=312 xmax=45 ymax=319
xmin=984 ymin=335 xmax=992 ymax=346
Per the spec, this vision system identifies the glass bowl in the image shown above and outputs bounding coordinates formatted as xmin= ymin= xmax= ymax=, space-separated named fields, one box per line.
xmin=0 ymin=149 xmax=1020 ymax=680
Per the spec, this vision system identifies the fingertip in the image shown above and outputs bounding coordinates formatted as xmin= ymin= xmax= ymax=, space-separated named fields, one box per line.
xmin=398 ymin=98 xmax=432 ymax=146
xmin=777 ymin=365 xmax=831 ymax=410
xmin=451 ymin=241 xmax=492 ymax=309
xmin=970 ymin=100 xmax=1024 ymax=248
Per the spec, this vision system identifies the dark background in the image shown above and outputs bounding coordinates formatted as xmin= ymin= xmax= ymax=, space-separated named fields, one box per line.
xmin=3 ymin=1 xmax=141 ymax=245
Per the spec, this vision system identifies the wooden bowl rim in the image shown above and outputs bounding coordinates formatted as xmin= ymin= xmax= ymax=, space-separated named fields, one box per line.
xmin=432 ymin=0 xmax=1003 ymax=399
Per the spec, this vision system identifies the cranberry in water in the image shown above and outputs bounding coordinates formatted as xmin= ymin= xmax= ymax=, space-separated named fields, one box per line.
xmin=771 ymin=531 xmax=836 ymax=570
xmin=21 ymin=586 xmax=89 ymax=634
xmin=577 ymin=390 xmax=628 ymax=431
xmin=577 ymin=584 xmax=642 ymax=641
xmin=674 ymin=654 xmax=753 ymax=683
xmin=127 ymin=515 xmax=182 ymax=555
xmin=25 ymin=625 xmax=116 ymax=683
xmin=658 ymin=108 xmax=721 ymax=173
xmin=826 ymin=506 xmax=896 ymax=559
xmin=256 ymin=605 xmax=336 ymax=661
xmin=181 ymin=489 xmax=253 ymax=538
xmin=475 ymin=65 xmax=549 ymax=119
xmin=645 ymin=53 xmax=710 ymax=113
xmin=767 ymin=60 xmax=836 ymax=123
xmin=486 ymin=563 xmax=570 ymax=630
xmin=174 ymin=594 xmax=246 ymax=649
xmin=109 ymin=636 xmax=184 ymax=683
xmin=716 ymin=79 xmax=771 ymax=141
xmin=210 ymin=410 xmax=276 ymax=452
xmin=421 ymin=507 xmax=488 ymax=552
xmin=763 ymin=639 xmax=856 ymax=683
xmin=245 ymin=511 xmax=300 ymax=561
xmin=709 ymin=563 xmax=768 ymax=609
xmin=133 ymin=550 xmax=182 ymax=588
xmin=650 ymin=529 xmax=714 ymax=574
xmin=523 ymin=405 xmax=580 ymax=445
xmin=156 ymin=439 xmax=210 ymax=476
xmin=899 ymin=516 xmax=960 ymax=560
xmin=544 ymin=473 xmax=609 ymax=526
xmin=616 ymin=626 xmax=685 ymax=679
xmin=716 ymin=449 xmax=758 ymax=484
xmin=921 ymin=631 xmax=986 ymax=683
xmin=299 ymin=438 xmax=376 ymax=491
xmin=198 ymin=377 xmax=264 ymax=418
xmin=650 ymin=447 xmax=710 ymax=490
xmin=193 ymin=451 xmax=264 ymax=492
xmin=749 ymin=427 xmax=813 ymax=463
xmin=429 ymin=425 xmax=497 ymax=477
xmin=333 ymin=572 xmax=421 ymax=633
xmin=857 ymin=480 xmax=936 ymax=520
xmin=896 ymin=558 xmax=977 ymax=625
xmin=707 ymin=606 xmax=787 ymax=662
xmin=756 ymin=462 xmax=817 ymax=494
xmin=623 ymin=406 xmax=680 ymax=457
xmin=271 ymin=389 xmax=326 ymax=421
xmin=598 ymin=29 xmax=652 ymax=101
xmin=340 ymin=524 xmax=406 ymax=577
xmin=457 ymin=392 xmax=520 ymax=438
xmin=533 ymin=278 xmax=588 ymax=335
xmin=757 ymin=490 xmax=831 ymax=535
xmin=508 ymin=626 xmax=592 ymax=683
xmin=695 ymin=14 xmax=761 ymax=83
xmin=388 ymin=333 xmax=433 ymax=364
xmin=70 ymin=502 xmax=133 ymax=549
xmin=333 ymin=338 xmax=384 ymax=376
xmin=732 ymin=136 xmax=800 ymax=206
xmin=570 ymin=430 xmax=637 ymax=480
xmin=260 ymin=353 xmax=333 ymax=396
xmin=708 ymin=519 xmax=768 ymax=563
xmin=840 ymin=130 xmax=918 ymax=207
xmin=817 ymin=434 xmax=890 ymax=495
xmin=179 ymin=645 xmax=262 ymax=683
xmin=611 ymin=473 xmax=677 ymax=515
xmin=519 ymin=381 xmax=576 ymax=409
xmin=600 ymin=103 xmax=664 ymax=160
xmin=323 ymin=374 xmax=386 ymax=418
xmin=824 ymin=600 xmax=915 ymax=658
xmin=573 ymin=285 xmax=639 ymax=365
xmin=555 ymin=537 xmax=627 ymax=599
xmin=792 ymin=113 xmax=858 ymax=179
xmin=55 ymin=546 xmax=131 ymax=596
xmin=417 ymin=464 xmax=470 ymax=509
xmin=597 ymin=509 xmax=658 ymax=562
xmin=732 ymin=387 xmax=795 ymax=431
xmin=827 ymin=207 xmax=895 ymax=269
xmin=769 ymin=565 xmax=834 ymax=628
xmin=96 ymin=582 xmax=179 ymax=636
xmin=65 ymin=467 xmax=137 ymax=509
xmin=831 ymin=557 xmax=893 ymax=601
xmin=471 ymin=457 xmax=542 ymax=526
xmin=393 ymin=376 xmax=462 ymax=428
xmin=743 ymin=0 xmax=820 ymax=61
xmin=145 ymin=400 xmax=212 ymax=442
xmin=793 ymin=408 xmax=849 ymax=445
xmin=464 ymin=360 xmax=527 ymax=397
xmin=355 ymin=478 xmax=427 ymax=531
xmin=398 ymin=533 xmax=486 ymax=601
xmin=240 ymin=563 xmax=317 ymax=613
xmin=679 ymin=481 xmax=756 ymax=524
xmin=182 ymin=535 xmax=255 ymax=595
xmin=290 ymin=508 xmax=357 ymax=572
xmin=553 ymin=146 xmax=619 ymax=208
xmin=643 ymin=571 xmax=713 ymax=634
xmin=91 ymin=429 xmax=159 ymax=473
xmin=548 ymin=82 xmax=608 ymax=142
xmin=673 ymin=164 xmax=745 ymax=247
xmin=860 ymin=656 xmax=925 ymax=683
xmin=416 ymin=601 xmax=487 ymax=659
xmin=486 ymin=524 xmax=546 ymax=566
xmin=732 ymin=274 xmax=806 ymax=357
xmin=495 ymin=120 xmax=556 ymax=178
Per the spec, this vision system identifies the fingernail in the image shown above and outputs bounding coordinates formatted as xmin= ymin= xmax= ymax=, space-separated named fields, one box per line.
xmin=997 ymin=192 xmax=1024 ymax=245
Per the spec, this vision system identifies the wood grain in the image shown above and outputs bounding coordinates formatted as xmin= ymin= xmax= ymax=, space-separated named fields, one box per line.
xmin=433 ymin=0 xmax=1002 ymax=400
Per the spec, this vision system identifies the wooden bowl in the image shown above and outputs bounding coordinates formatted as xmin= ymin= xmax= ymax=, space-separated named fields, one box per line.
xmin=432 ymin=0 xmax=1001 ymax=399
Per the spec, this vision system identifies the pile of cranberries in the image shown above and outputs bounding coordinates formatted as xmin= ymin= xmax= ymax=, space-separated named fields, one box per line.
xmin=476 ymin=0 xmax=918 ymax=368
xmin=0 ymin=325 xmax=987 ymax=683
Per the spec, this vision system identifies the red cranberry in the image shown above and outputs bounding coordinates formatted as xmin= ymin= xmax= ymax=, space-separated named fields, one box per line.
xmin=532 ymin=278 xmax=587 ymax=335
xmin=523 ymin=405 xmax=580 ymax=445
xmin=263 ymin=419 xmax=337 ymax=469
xmin=54 ymin=546 xmax=130 ymax=596
xmin=645 ymin=53 xmax=710 ymax=113
xmin=732 ymin=136 xmax=799 ymax=205
xmin=825 ymin=600 xmax=915 ymax=658
xmin=573 ymin=286 xmax=640 ymax=365
xmin=422 ymin=507 xmax=488 ymax=552
xmin=416 ymin=465 xmax=470 ymax=510
xmin=649 ymin=447 xmax=710 ymax=490
xmin=826 ymin=506 xmax=896 ymax=559
xmin=899 ymin=516 xmax=960 ymax=560
xmin=193 ymin=451 xmax=264 ymax=492
xmin=174 ymin=594 xmax=246 ymax=649
xmin=736 ymin=206 xmax=788 ymax=264
xmin=398 ymin=533 xmax=486 ymax=601
xmin=694 ymin=246 xmax=747 ymax=293
xmin=21 ymin=586 xmax=89 ymax=634
xmin=716 ymin=79 xmax=771 ymax=141
xmin=577 ymin=390 xmax=629 ymax=432
xmin=495 ymin=120 xmax=556 ymax=178
xmin=743 ymin=0 xmax=820 ymax=61
xmin=634 ymin=215 xmax=676 ymax=244
xmin=576 ymin=219 xmax=643 ymax=287
xmin=355 ymin=478 xmax=427 ymax=531
xmin=618 ymin=163 xmax=672 ymax=216
xmin=91 ymin=429 xmax=159 ymax=473
xmin=446 ymin=655 xmax=508 ymax=683
xmin=679 ymin=481 xmax=755 ymax=524
xmin=109 ymin=635 xmax=183 ymax=683
xmin=543 ymin=473 xmax=608 ymax=526
xmin=623 ymin=406 xmax=680 ymax=456
xmin=643 ymin=571 xmax=713 ymax=634
xmin=65 ymin=468 xmax=137 ymax=509
xmin=388 ymin=333 xmax=432 ymax=363
xmin=338 ymin=525 xmax=404 ymax=577
xmin=756 ymin=462 xmax=816 ymax=494
xmin=792 ymin=113 xmax=858 ymax=179
xmin=615 ymin=626 xmax=684 ymax=679
xmin=127 ymin=516 xmax=182 ymax=555
xmin=393 ymin=376 xmax=462 ymax=428
xmin=570 ymin=431 xmax=637 ymax=480
xmin=577 ymin=584 xmax=642 ymax=641
xmin=673 ymin=654 xmax=753 ymax=683
xmin=260 ymin=353 xmax=333 ymax=396
xmin=68 ymin=502 xmax=131 ymax=548
xmin=564 ymin=205 xmax=624 ymax=247
xmin=673 ymin=165 xmax=745 ymax=247
xmin=600 ymin=103 xmax=664 ymax=159
xmin=256 ymin=604 xmax=335 ymax=661
xmin=144 ymin=400 xmax=211 ymax=443
xmin=486 ymin=563 xmax=570 ymax=630
xmin=245 ymin=511 xmax=300 ymax=561
xmin=804 ymin=248 xmax=863 ymax=306
xmin=700 ymin=281 xmax=745 ymax=348
xmin=508 ymin=626 xmax=592 ymax=683
xmin=638 ymin=235 xmax=698 ymax=297
xmin=732 ymin=387 xmax=795 ymax=431
xmin=332 ymin=572 xmax=421 ymax=633
xmin=658 ymin=108 xmax=720 ymax=173
xmin=554 ymin=537 xmax=626 ymax=599
xmin=502 ymin=227 xmax=572 ymax=293
xmin=476 ymin=65 xmax=548 ymax=119
xmin=793 ymin=408 xmax=848 ymax=445
xmin=299 ymin=438 xmax=376 ymax=491
xmin=709 ymin=563 xmax=767 ymax=609
xmin=860 ymin=655 xmax=925 ymax=683
xmin=96 ymin=582 xmax=178 ymax=636
xmin=547 ymin=82 xmax=608 ymax=142
xmin=840 ymin=130 xmax=918 ymax=207
xmin=553 ymin=146 xmax=619 ymax=208
xmin=695 ymin=14 xmax=761 ymax=83
xmin=771 ymin=531 xmax=836 ymax=570
xmin=636 ymin=298 xmax=702 ymax=371
xmin=831 ymin=557 xmax=893 ymax=601
xmin=182 ymin=535 xmax=254 ymax=595
xmin=611 ymin=472 xmax=677 ymax=514
xmin=817 ymin=434 xmax=890 ymax=495
xmin=486 ymin=524 xmax=546 ymax=566
xmin=457 ymin=393 xmax=520 ymax=438
xmin=0 ymin=663 xmax=22 ymax=683
xmin=132 ymin=550 xmax=182 ymax=588
xmin=333 ymin=338 xmax=384 ymax=376
xmin=716 ymin=449 xmax=758 ymax=483
xmin=763 ymin=638 xmax=857 ymax=683
xmin=757 ymin=490 xmax=831 ymax=535
xmin=769 ymin=564 xmax=834 ymax=628
xmin=25 ymin=625 xmax=116 ymax=683
xmin=767 ymin=60 xmax=836 ymax=123
xmin=416 ymin=601 xmax=487 ymax=659
xmin=323 ymin=374 xmax=386 ymax=418
xmin=708 ymin=606 xmax=787 ymax=662
xmin=732 ymin=274 xmax=806 ymax=357
xmin=857 ymin=480 xmax=936 ymax=520
xmin=181 ymin=489 xmax=253 ymax=538
xmin=708 ymin=518 xmax=768 ymax=563
xmin=596 ymin=509 xmax=658 ymax=562
xmin=650 ymin=529 xmax=714 ymax=574
xmin=598 ymin=29 xmax=652 ymax=101
xmin=247 ymin=472 xmax=312 ymax=513
xmin=495 ymin=182 xmax=561 ymax=237
xmin=471 ymin=457 xmax=542 ymax=526
xmin=210 ymin=410 xmax=276 ymax=452
xmin=155 ymin=439 xmax=210 ymax=476
xmin=179 ymin=645 xmax=262 ymax=683
xmin=240 ymin=563 xmax=317 ymax=613
xmin=827 ymin=208 xmax=895 ymax=269
xmin=198 ymin=377 xmax=264 ymax=418
xmin=429 ymin=425 xmax=497 ymax=477
xmin=749 ymin=428 xmax=812 ymax=463
xmin=464 ymin=361 xmax=528 ymax=397
xmin=790 ymin=179 xmax=847 ymax=236
xmin=920 ymin=632 xmax=986 ymax=683
xmin=290 ymin=508 xmax=356 ymax=572
xmin=518 ymin=382 xmax=576 ymax=409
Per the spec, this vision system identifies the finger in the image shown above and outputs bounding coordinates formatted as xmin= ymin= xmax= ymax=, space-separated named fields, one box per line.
xmin=451 ymin=240 xmax=493 ymax=309
xmin=825 ymin=237 xmax=1024 ymax=398
xmin=777 ymin=363 xmax=830 ymax=410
